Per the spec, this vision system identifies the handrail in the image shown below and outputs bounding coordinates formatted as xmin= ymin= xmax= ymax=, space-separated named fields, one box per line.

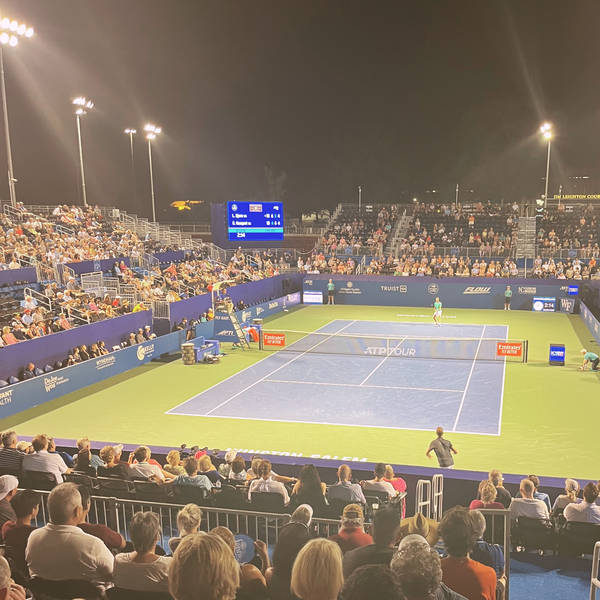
xmin=23 ymin=286 xmax=52 ymax=311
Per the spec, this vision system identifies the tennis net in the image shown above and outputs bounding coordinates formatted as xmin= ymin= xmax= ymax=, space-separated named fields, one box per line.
xmin=259 ymin=329 xmax=528 ymax=363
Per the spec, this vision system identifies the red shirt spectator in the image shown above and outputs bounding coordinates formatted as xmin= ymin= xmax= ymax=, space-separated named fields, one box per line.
xmin=441 ymin=556 xmax=496 ymax=600
xmin=328 ymin=504 xmax=372 ymax=554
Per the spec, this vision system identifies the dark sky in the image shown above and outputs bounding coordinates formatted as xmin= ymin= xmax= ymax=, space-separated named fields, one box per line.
xmin=0 ymin=0 xmax=599 ymax=219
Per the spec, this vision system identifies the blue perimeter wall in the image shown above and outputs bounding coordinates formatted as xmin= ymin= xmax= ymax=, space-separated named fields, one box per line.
xmin=303 ymin=274 xmax=579 ymax=310
xmin=580 ymin=301 xmax=600 ymax=345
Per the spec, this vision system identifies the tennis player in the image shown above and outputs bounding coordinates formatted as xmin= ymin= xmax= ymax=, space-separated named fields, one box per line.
xmin=433 ymin=297 xmax=442 ymax=327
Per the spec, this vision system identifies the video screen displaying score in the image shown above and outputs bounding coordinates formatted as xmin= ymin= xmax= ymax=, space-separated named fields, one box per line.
xmin=227 ymin=201 xmax=284 ymax=241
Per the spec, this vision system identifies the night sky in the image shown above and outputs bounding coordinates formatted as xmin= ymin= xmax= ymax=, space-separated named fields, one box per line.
xmin=0 ymin=0 xmax=599 ymax=218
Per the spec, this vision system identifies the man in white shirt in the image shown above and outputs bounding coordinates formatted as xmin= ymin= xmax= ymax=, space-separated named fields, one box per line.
xmin=565 ymin=482 xmax=600 ymax=523
xmin=248 ymin=459 xmax=289 ymax=505
xmin=128 ymin=446 xmax=170 ymax=481
xmin=22 ymin=435 xmax=70 ymax=484
xmin=26 ymin=482 xmax=114 ymax=582
xmin=361 ymin=463 xmax=396 ymax=499
xmin=509 ymin=479 xmax=549 ymax=521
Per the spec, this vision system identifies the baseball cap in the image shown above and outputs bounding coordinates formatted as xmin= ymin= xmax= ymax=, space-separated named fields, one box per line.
xmin=0 ymin=475 xmax=18 ymax=501
xmin=291 ymin=504 xmax=313 ymax=527
xmin=342 ymin=504 xmax=364 ymax=521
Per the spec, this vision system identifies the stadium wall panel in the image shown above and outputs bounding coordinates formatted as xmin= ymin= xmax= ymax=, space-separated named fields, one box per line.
xmin=0 ymin=328 xmax=193 ymax=419
xmin=0 ymin=267 xmax=37 ymax=286
xmin=303 ymin=275 xmax=576 ymax=310
xmin=0 ymin=311 xmax=152 ymax=381
xmin=579 ymin=301 xmax=600 ymax=345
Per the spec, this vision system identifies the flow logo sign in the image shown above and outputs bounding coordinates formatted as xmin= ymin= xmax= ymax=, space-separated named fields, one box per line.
xmin=463 ymin=286 xmax=491 ymax=295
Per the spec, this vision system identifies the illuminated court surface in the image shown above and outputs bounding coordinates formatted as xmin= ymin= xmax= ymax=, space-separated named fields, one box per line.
xmin=167 ymin=320 xmax=510 ymax=435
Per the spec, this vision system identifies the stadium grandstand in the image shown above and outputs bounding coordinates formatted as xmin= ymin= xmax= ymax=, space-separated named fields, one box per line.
xmin=0 ymin=2 xmax=600 ymax=600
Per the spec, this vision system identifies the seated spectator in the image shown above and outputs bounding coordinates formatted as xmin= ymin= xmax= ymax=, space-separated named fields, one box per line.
xmin=98 ymin=445 xmax=132 ymax=480
xmin=164 ymin=450 xmax=186 ymax=476
xmin=339 ymin=564 xmax=403 ymax=600
xmin=165 ymin=457 xmax=213 ymax=492
xmin=22 ymin=434 xmax=70 ymax=484
xmin=1 ymin=489 xmax=41 ymax=574
xmin=383 ymin=464 xmax=407 ymax=494
xmin=228 ymin=456 xmax=248 ymax=482
xmin=0 ymin=431 xmax=24 ymax=473
xmin=20 ymin=363 xmax=35 ymax=381
xmin=361 ymin=463 xmax=396 ymax=499
xmin=0 ymin=476 xmax=18 ymax=532
xmin=15 ymin=442 xmax=32 ymax=455
xmin=25 ymin=482 xmax=114 ymax=582
xmin=290 ymin=464 xmax=328 ymax=514
xmin=469 ymin=510 xmax=504 ymax=579
xmin=198 ymin=454 xmax=225 ymax=484
xmin=248 ymin=459 xmax=290 ymax=505
xmin=246 ymin=455 xmax=296 ymax=485
xmin=439 ymin=506 xmax=496 ymax=600
xmin=329 ymin=504 xmax=373 ymax=554
xmin=391 ymin=536 xmax=466 ymax=600
xmin=47 ymin=437 xmax=74 ymax=468
xmin=524 ymin=474 xmax=551 ymax=512
xmin=266 ymin=522 xmax=310 ymax=600
xmin=564 ymin=482 xmax=600 ymax=523
xmin=0 ymin=555 xmax=26 ymax=600
xmin=169 ymin=503 xmax=203 ymax=553
xmin=169 ymin=533 xmax=239 ymax=600
xmin=217 ymin=450 xmax=238 ymax=478
xmin=469 ymin=481 xmax=504 ymax=510
xmin=113 ymin=511 xmax=172 ymax=593
xmin=290 ymin=504 xmax=313 ymax=528
xmin=552 ymin=478 xmax=581 ymax=514
xmin=488 ymin=469 xmax=511 ymax=508
xmin=509 ymin=478 xmax=549 ymax=521
xmin=291 ymin=538 xmax=344 ymax=600
xmin=73 ymin=436 xmax=103 ymax=470
xmin=343 ymin=506 xmax=401 ymax=578
xmin=129 ymin=446 xmax=174 ymax=481
xmin=2 ymin=326 xmax=18 ymax=345
xmin=77 ymin=485 xmax=126 ymax=551
xmin=328 ymin=464 xmax=366 ymax=505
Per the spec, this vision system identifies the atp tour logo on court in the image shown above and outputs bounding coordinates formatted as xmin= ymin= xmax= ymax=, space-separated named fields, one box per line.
xmin=427 ymin=283 xmax=439 ymax=295
xmin=137 ymin=344 xmax=155 ymax=361
xmin=364 ymin=346 xmax=417 ymax=357
xmin=0 ymin=389 xmax=12 ymax=406
xmin=463 ymin=286 xmax=491 ymax=295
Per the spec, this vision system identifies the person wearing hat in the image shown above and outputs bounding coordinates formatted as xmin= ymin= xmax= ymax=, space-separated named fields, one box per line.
xmin=218 ymin=450 xmax=238 ymax=479
xmin=0 ymin=475 xmax=18 ymax=532
xmin=329 ymin=504 xmax=373 ymax=554
xmin=397 ymin=513 xmax=440 ymax=547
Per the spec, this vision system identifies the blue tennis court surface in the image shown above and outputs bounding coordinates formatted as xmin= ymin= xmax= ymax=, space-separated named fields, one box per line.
xmin=167 ymin=320 xmax=509 ymax=435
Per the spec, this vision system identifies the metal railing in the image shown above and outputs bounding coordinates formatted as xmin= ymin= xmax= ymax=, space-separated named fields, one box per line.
xmin=591 ymin=541 xmax=600 ymax=599
xmin=23 ymin=286 xmax=52 ymax=312
xmin=431 ymin=474 xmax=444 ymax=521
xmin=415 ymin=479 xmax=432 ymax=518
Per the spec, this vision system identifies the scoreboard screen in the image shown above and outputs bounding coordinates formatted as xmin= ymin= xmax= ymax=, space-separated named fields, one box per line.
xmin=227 ymin=201 xmax=284 ymax=242
xmin=532 ymin=296 xmax=556 ymax=312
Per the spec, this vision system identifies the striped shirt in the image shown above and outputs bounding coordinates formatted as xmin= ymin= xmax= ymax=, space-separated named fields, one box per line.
xmin=0 ymin=448 xmax=24 ymax=473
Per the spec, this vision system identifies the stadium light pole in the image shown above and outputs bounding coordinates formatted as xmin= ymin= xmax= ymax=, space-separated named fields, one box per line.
xmin=0 ymin=18 xmax=34 ymax=207
xmin=540 ymin=122 xmax=553 ymax=208
xmin=124 ymin=128 xmax=136 ymax=205
xmin=72 ymin=97 xmax=94 ymax=207
xmin=144 ymin=123 xmax=161 ymax=222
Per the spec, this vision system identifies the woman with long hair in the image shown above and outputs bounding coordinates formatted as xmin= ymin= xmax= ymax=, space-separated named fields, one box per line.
xmin=290 ymin=464 xmax=327 ymax=515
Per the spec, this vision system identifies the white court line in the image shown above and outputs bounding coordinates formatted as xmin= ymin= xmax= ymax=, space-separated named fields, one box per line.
xmin=264 ymin=378 xmax=464 ymax=393
xmin=168 ymin=412 xmax=500 ymax=437
xmin=451 ymin=324 xmax=486 ymax=432
xmin=202 ymin=320 xmax=357 ymax=416
xmin=165 ymin=318 xmax=341 ymax=415
xmin=497 ymin=324 xmax=509 ymax=436
xmin=359 ymin=337 xmax=406 ymax=386
xmin=396 ymin=314 xmax=457 ymax=319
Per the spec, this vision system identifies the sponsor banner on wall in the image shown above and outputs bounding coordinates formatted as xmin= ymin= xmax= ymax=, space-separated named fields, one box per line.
xmin=580 ymin=302 xmax=600 ymax=345
xmin=302 ymin=275 xmax=575 ymax=310
xmin=0 ymin=329 xmax=191 ymax=420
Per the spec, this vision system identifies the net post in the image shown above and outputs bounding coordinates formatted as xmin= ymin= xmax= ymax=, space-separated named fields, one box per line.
xmin=523 ymin=340 xmax=528 ymax=363
xmin=259 ymin=329 xmax=264 ymax=351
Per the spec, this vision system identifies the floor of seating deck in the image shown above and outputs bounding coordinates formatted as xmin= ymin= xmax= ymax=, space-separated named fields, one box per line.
xmin=1 ymin=305 xmax=598 ymax=480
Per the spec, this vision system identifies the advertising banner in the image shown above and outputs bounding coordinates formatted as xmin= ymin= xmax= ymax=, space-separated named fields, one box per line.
xmin=302 ymin=275 xmax=575 ymax=310
xmin=0 ymin=267 xmax=37 ymax=286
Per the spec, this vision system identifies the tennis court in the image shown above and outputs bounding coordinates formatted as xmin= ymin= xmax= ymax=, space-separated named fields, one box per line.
xmin=168 ymin=319 xmax=517 ymax=435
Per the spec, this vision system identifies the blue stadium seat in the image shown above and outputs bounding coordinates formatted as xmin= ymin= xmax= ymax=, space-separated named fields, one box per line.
xmin=44 ymin=364 xmax=54 ymax=373
xmin=0 ymin=380 xmax=8 ymax=388
xmin=8 ymin=376 xmax=19 ymax=385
